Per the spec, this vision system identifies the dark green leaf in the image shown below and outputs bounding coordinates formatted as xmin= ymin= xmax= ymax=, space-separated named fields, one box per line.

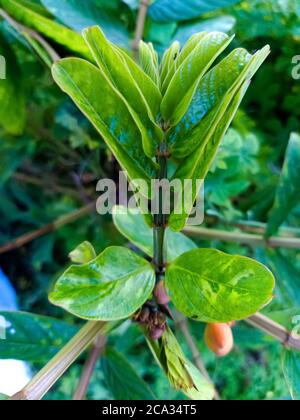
xmin=266 ymin=133 xmax=300 ymax=237
xmin=41 ymin=0 xmax=130 ymax=47
xmin=0 ymin=311 xmax=78 ymax=363
xmin=166 ymin=248 xmax=275 ymax=322
xmin=49 ymin=246 xmax=155 ymax=321
xmin=149 ymin=0 xmax=241 ymax=22
xmin=0 ymin=31 xmax=26 ymax=134
xmin=282 ymin=349 xmax=300 ymax=400
xmin=174 ymin=16 xmax=236 ymax=44
xmin=101 ymin=347 xmax=156 ymax=400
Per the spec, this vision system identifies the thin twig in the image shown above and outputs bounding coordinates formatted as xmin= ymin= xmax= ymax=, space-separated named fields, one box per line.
xmin=175 ymin=313 xmax=220 ymax=400
xmin=11 ymin=322 xmax=107 ymax=400
xmin=12 ymin=172 xmax=81 ymax=198
xmin=0 ymin=9 xmax=60 ymax=63
xmin=73 ymin=334 xmax=107 ymax=400
xmin=183 ymin=226 xmax=300 ymax=249
xmin=205 ymin=215 xmax=300 ymax=237
xmin=132 ymin=0 xmax=151 ymax=58
xmin=246 ymin=313 xmax=300 ymax=351
xmin=0 ymin=202 xmax=96 ymax=255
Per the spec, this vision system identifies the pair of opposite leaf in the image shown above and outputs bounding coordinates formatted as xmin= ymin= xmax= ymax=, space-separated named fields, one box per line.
xmin=52 ymin=26 xmax=270 ymax=231
xmin=50 ymin=207 xmax=275 ymax=325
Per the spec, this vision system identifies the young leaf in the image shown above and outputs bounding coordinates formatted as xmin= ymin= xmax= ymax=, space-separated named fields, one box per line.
xmin=282 ymin=349 xmax=300 ymax=400
xmin=0 ymin=311 xmax=78 ymax=363
xmin=139 ymin=41 xmax=160 ymax=87
xmin=161 ymin=32 xmax=233 ymax=126
xmin=112 ymin=205 xmax=196 ymax=261
xmin=168 ymin=48 xmax=253 ymax=158
xmin=1 ymin=0 xmax=91 ymax=57
xmin=82 ymin=26 xmax=163 ymax=157
xmin=147 ymin=326 xmax=215 ymax=400
xmin=160 ymin=41 xmax=180 ymax=86
xmin=266 ymin=133 xmax=300 ymax=238
xmin=165 ymin=248 xmax=275 ymax=323
xmin=101 ymin=347 xmax=156 ymax=400
xmin=169 ymin=81 xmax=249 ymax=231
xmin=49 ymin=246 xmax=155 ymax=321
xmin=69 ymin=241 xmax=96 ymax=264
xmin=149 ymin=0 xmax=241 ymax=22
xmin=52 ymin=57 xmax=158 ymax=196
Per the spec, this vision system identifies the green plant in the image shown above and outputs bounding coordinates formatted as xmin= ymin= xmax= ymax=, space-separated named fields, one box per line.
xmin=7 ymin=24 xmax=277 ymax=400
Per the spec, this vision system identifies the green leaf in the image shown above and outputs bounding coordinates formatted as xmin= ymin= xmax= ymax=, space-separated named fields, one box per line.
xmin=169 ymin=81 xmax=249 ymax=231
xmin=0 ymin=394 xmax=8 ymax=400
xmin=1 ymin=0 xmax=91 ymax=57
xmin=149 ymin=0 xmax=241 ymax=22
xmin=174 ymin=16 xmax=236 ymax=45
xmin=266 ymin=133 xmax=300 ymax=237
xmin=139 ymin=41 xmax=160 ymax=86
xmin=49 ymin=246 xmax=155 ymax=321
xmin=282 ymin=349 xmax=300 ymax=400
xmin=69 ymin=241 xmax=96 ymax=264
xmin=0 ymin=31 xmax=26 ymax=135
xmin=82 ymin=26 xmax=163 ymax=158
xmin=41 ymin=0 xmax=130 ymax=47
xmin=165 ymin=248 xmax=275 ymax=323
xmin=168 ymin=48 xmax=253 ymax=158
xmin=0 ymin=311 xmax=78 ymax=363
xmin=263 ymin=249 xmax=300 ymax=308
xmin=147 ymin=326 xmax=215 ymax=400
xmin=52 ymin=57 xmax=158 ymax=196
xmin=112 ymin=205 xmax=196 ymax=261
xmin=101 ymin=347 xmax=156 ymax=400
xmin=161 ymin=32 xmax=233 ymax=126
xmin=159 ymin=40 xmax=180 ymax=87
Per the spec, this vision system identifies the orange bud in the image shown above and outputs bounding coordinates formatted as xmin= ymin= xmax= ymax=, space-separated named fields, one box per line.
xmin=204 ymin=323 xmax=234 ymax=357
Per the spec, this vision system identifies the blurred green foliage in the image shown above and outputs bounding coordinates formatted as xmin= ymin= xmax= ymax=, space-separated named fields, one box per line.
xmin=0 ymin=0 xmax=299 ymax=400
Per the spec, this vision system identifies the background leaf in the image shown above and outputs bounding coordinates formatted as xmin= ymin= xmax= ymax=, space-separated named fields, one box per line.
xmin=282 ymin=349 xmax=300 ymax=400
xmin=149 ymin=0 xmax=241 ymax=22
xmin=101 ymin=347 xmax=156 ymax=400
xmin=266 ymin=133 xmax=300 ymax=237
xmin=0 ymin=311 xmax=78 ymax=363
xmin=0 ymin=31 xmax=26 ymax=135
xmin=41 ymin=0 xmax=130 ymax=47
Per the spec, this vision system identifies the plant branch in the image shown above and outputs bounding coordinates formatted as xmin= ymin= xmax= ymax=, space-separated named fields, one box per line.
xmin=246 ymin=313 xmax=300 ymax=351
xmin=73 ymin=334 xmax=107 ymax=400
xmin=175 ymin=313 xmax=220 ymax=400
xmin=0 ymin=201 xmax=96 ymax=255
xmin=0 ymin=9 xmax=60 ymax=65
xmin=11 ymin=322 xmax=107 ymax=400
xmin=12 ymin=172 xmax=81 ymax=198
xmin=183 ymin=226 xmax=300 ymax=249
xmin=132 ymin=0 xmax=151 ymax=58
xmin=205 ymin=214 xmax=300 ymax=237
xmin=153 ymin=149 xmax=168 ymax=281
